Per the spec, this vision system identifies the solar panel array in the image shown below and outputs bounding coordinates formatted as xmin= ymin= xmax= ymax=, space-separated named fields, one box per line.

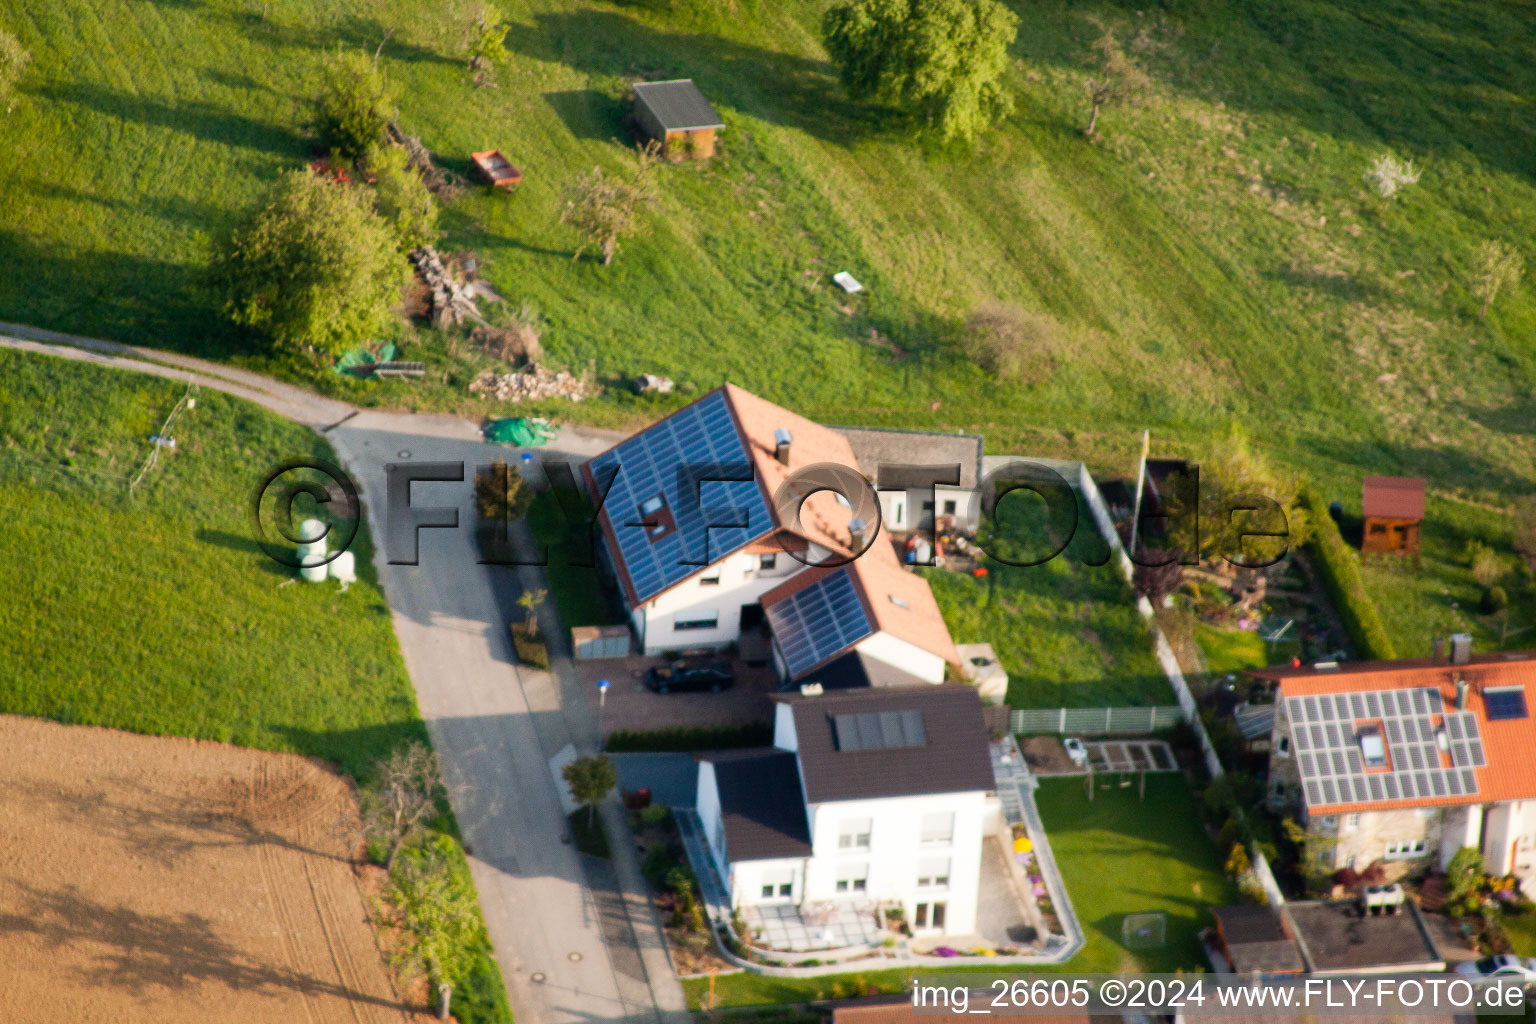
xmin=1287 ymin=688 xmax=1485 ymax=808
xmin=832 ymin=710 xmax=927 ymax=751
xmin=587 ymin=391 xmax=773 ymax=601
xmin=766 ymin=570 xmax=872 ymax=678
xmin=1485 ymin=687 xmax=1530 ymax=722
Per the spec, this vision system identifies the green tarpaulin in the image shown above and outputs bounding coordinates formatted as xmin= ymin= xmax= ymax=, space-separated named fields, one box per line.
xmin=333 ymin=341 xmax=398 ymax=375
xmin=483 ymin=418 xmax=557 ymax=446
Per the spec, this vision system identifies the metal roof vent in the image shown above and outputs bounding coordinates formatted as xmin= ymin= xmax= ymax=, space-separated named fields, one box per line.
xmin=774 ymin=428 xmax=793 ymax=465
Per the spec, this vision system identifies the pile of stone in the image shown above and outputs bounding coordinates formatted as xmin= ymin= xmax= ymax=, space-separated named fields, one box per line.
xmin=410 ymin=246 xmax=494 ymax=330
xmin=469 ymin=365 xmax=598 ymax=403
xmin=631 ymin=374 xmax=674 ymax=395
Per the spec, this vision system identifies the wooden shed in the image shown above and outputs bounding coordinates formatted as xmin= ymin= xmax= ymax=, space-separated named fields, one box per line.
xmin=1361 ymin=475 xmax=1425 ymax=554
xmin=631 ymin=79 xmax=724 ymax=159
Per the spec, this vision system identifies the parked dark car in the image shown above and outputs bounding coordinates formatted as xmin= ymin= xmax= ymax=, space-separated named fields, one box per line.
xmin=644 ymin=659 xmax=734 ymax=694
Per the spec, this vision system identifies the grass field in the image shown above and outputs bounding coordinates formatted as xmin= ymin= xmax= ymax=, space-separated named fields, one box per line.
xmin=0 ymin=348 xmax=424 ymax=777
xmin=922 ymin=486 xmax=1167 ymax=708
xmin=0 ymin=347 xmax=511 ymax=1023
xmin=681 ymin=775 xmax=1233 ymax=1007
xmin=1 ymin=0 xmax=1533 ymax=497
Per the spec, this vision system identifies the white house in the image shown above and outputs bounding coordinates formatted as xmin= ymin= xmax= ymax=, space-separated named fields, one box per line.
xmin=696 ymin=685 xmax=996 ymax=938
xmin=582 ymin=384 xmax=960 ymax=686
xmin=1260 ymin=647 xmax=1536 ymax=890
xmin=833 ymin=427 xmax=985 ymax=535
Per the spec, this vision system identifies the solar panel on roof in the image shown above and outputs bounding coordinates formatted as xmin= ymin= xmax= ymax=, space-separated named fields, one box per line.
xmin=588 ymin=391 xmax=773 ymax=601
xmin=1368 ymin=776 xmax=1385 ymax=800
xmin=767 ymin=570 xmax=873 ymax=679
xmin=1351 ymin=693 xmax=1367 ymax=719
xmin=1426 ymin=688 xmax=1443 ymax=712
xmin=1366 ymin=692 xmax=1382 ymax=718
xmin=1485 ymin=687 xmax=1529 ymax=721
xmin=832 ymin=710 xmax=926 ymax=752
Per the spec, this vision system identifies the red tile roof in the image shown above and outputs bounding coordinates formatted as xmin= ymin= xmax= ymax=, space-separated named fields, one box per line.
xmin=1361 ymin=476 xmax=1425 ymax=520
xmin=1254 ymin=653 xmax=1536 ymax=813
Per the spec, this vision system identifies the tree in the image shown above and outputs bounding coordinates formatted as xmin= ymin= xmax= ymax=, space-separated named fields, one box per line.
xmin=1164 ymin=430 xmax=1312 ymax=572
xmin=361 ymin=742 xmax=447 ymax=872
xmin=1083 ymin=26 xmax=1152 ymax=139
xmin=822 ymin=0 xmax=1018 ymax=144
xmin=215 ymin=169 xmax=410 ymax=355
xmin=466 ymin=3 xmax=511 ymax=87
xmin=382 ymin=836 xmax=485 ymax=1021
xmin=562 ymin=754 xmax=617 ymax=826
xmin=473 ymin=458 xmax=532 ymax=522
xmin=0 ymin=28 xmax=29 ymax=114
xmin=1472 ymin=239 xmax=1524 ymax=320
xmin=365 ymin=141 xmax=439 ymax=251
xmin=962 ymin=302 xmax=1065 ymax=382
xmin=1362 ymin=153 xmax=1421 ymax=201
xmin=1132 ymin=550 xmax=1184 ymax=605
xmin=1445 ymin=846 xmax=1484 ymax=916
xmin=318 ymin=49 xmax=395 ymax=159
xmin=516 ymin=587 xmax=547 ymax=636
xmin=560 ymin=143 xmax=659 ymax=265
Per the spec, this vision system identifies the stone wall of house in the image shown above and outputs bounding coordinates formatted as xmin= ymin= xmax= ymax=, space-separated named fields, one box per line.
xmin=1313 ymin=808 xmax=1444 ymax=879
xmin=1267 ymin=703 xmax=1302 ymax=808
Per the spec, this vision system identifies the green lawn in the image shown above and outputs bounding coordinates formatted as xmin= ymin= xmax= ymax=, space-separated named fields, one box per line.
xmin=923 ymin=486 xmax=1168 ymax=708
xmin=2 ymin=0 xmax=1534 ymax=507
xmin=682 ymin=775 xmax=1232 ymax=1008
xmin=0 ymin=348 xmax=510 ymax=1022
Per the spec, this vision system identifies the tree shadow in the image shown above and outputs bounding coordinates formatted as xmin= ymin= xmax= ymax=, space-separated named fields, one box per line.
xmin=543 ymin=88 xmax=630 ymax=143
xmin=0 ymin=228 xmax=247 ymax=360
xmin=1144 ymin=0 xmax=1536 ymax=182
xmin=0 ymin=879 xmax=411 ymax=1010
xmin=220 ymin=12 xmax=460 ymax=68
xmin=501 ymin=9 xmax=872 ymax=145
xmin=31 ymin=80 xmax=309 ymax=157
xmin=1262 ymin=264 xmax=1387 ymax=305
xmin=1300 ymin=435 xmax=1535 ymax=498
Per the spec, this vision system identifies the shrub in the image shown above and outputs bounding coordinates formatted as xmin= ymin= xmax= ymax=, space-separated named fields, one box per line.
xmin=1300 ymin=489 xmax=1397 ymax=660
xmin=1358 ymin=859 xmax=1387 ymax=885
xmin=1363 ymin=153 xmax=1421 ymax=201
xmin=318 ymin=49 xmax=395 ymax=159
xmin=1332 ymin=866 xmax=1361 ymax=889
xmin=603 ymin=722 xmax=773 ymax=752
xmin=365 ymin=142 xmax=439 ymax=251
xmin=1481 ymin=585 xmax=1508 ymax=614
xmin=640 ymin=842 xmax=674 ymax=884
xmin=214 ymin=169 xmax=410 ymax=355
xmin=638 ymin=803 xmax=670 ymax=828
xmin=962 ymin=302 xmax=1065 ymax=382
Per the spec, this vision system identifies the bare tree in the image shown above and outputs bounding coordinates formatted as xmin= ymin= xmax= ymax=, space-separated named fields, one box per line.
xmin=560 ymin=141 xmax=660 ymax=265
xmin=362 ymin=743 xmax=447 ymax=871
xmin=1473 ymin=239 xmax=1524 ymax=320
xmin=1083 ymin=26 xmax=1151 ymax=140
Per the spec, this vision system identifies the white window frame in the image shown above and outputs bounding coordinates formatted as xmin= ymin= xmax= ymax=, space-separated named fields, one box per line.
xmin=1385 ymin=839 xmax=1427 ymax=860
xmin=837 ymin=818 xmax=872 ymax=852
xmin=917 ymin=856 xmax=951 ymax=889
xmin=834 ymin=863 xmax=869 ymax=894
xmin=673 ymin=611 xmax=718 ymax=632
xmin=919 ymin=811 xmax=954 ymax=846
xmin=1343 ymin=813 xmax=1360 ymax=832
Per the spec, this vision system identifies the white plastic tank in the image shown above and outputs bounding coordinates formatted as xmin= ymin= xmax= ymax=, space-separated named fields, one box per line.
xmin=327 ymin=550 xmax=356 ymax=585
xmin=297 ymin=518 xmax=328 ymax=582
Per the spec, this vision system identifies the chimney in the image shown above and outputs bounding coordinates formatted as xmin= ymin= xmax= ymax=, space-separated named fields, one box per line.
xmin=774 ymin=428 xmax=793 ymax=466
xmin=1431 ymin=636 xmax=1445 ymax=666
xmin=1455 ymin=673 xmax=1469 ymax=711
xmin=1450 ymin=632 xmax=1472 ymax=666
xmin=848 ymin=516 xmax=867 ymax=550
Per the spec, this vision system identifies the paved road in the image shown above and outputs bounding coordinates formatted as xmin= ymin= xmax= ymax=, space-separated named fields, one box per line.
xmin=0 ymin=328 xmax=688 ymax=1024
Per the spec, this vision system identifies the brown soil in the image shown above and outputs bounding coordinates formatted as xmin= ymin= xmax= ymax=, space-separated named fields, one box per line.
xmin=0 ymin=716 xmax=432 ymax=1023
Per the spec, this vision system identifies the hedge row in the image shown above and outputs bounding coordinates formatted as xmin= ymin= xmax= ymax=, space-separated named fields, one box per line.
xmin=604 ymin=721 xmax=773 ymax=752
xmin=1301 ymin=489 xmax=1398 ymax=661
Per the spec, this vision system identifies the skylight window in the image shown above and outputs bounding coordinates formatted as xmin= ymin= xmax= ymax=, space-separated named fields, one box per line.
xmin=1485 ymin=686 xmax=1529 ymax=722
xmin=888 ymin=594 xmax=909 ymax=609
xmin=637 ymin=493 xmax=674 ymax=540
xmin=1358 ymin=726 xmax=1387 ymax=768
xmin=832 ymin=710 xmax=926 ymax=751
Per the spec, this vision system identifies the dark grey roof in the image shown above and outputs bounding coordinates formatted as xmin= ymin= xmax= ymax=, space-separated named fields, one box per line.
xmin=1212 ymin=905 xmax=1305 ymax=973
xmin=1233 ymin=702 xmax=1276 ymax=740
xmin=1283 ymin=900 xmax=1443 ymax=973
xmin=774 ymin=686 xmax=993 ymax=803
xmin=632 ymin=80 xmax=724 ymax=131
xmin=795 ymin=649 xmax=933 ymax=691
xmin=831 ymin=427 xmax=984 ymax=491
xmin=702 ymin=749 xmax=811 ymax=862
